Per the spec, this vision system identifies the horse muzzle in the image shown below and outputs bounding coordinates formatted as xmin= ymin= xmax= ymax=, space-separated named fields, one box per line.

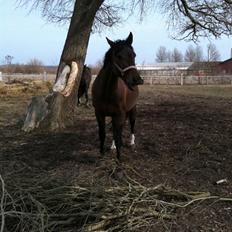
xmin=136 ymin=78 xmax=144 ymax=85
xmin=133 ymin=75 xmax=144 ymax=85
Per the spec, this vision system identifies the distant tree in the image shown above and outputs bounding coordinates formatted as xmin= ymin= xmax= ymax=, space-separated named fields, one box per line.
xmin=26 ymin=58 xmax=44 ymax=73
xmin=170 ymin=48 xmax=183 ymax=62
xmin=184 ymin=45 xmax=196 ymax=62
xmin=5 ymin=55 xmax=14 ymax=65
xmin=90 ymin=59 xmax=103 ymax=75
xmin=184 ymin=45 xmax=204 ymax=62
xmin=27 ymin=58 xmax=43 ymax=66
xmin=195 ymin=45 xmax=204 ymax=62
xmin=156 ymin=46 xmax=169 ymax=62
xmin=13 ymin=64 xmax=27 ymax=73
xmin=167 ymin=51 xmax=172 ymax=62
xmin=207 ymin=43 xmax=221 ymax=61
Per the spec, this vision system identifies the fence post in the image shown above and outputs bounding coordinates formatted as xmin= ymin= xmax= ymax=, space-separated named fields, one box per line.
xmin=180 ymin=74 xmax=184 ymax=86
xmin=43 ymin=71 xmax=47 ymax=81
xmin=0 ymin=72 xmax=2 ymax=82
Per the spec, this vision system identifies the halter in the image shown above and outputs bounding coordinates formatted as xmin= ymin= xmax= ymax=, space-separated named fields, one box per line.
xmin=114 ymin=63 xmax=137 ymax=77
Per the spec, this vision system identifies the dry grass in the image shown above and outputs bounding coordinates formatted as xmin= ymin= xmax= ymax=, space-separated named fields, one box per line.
xmin=0 ymin=80 xmax=51 ymax=127
xmin=0 ymin=80 xmax=51 ymax=96
xmin=140 ymin=85 xmax=232 ymax=98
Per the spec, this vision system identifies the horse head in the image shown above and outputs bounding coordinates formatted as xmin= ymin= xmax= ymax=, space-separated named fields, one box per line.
xmin=105 ymin=32 xmax=144 ymax=88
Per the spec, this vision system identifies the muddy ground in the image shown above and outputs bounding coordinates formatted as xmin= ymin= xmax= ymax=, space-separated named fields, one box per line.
xmin=0 ymin=83 xmax=232 ymax=231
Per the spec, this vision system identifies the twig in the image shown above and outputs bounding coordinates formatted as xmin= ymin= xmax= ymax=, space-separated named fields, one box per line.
xmin=0 ymin=175 xmax=5 ymax=232
xmin=2 ymin=169 xmax=232 ymax=232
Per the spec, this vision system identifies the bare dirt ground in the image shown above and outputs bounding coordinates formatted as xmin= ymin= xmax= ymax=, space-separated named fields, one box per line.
xmin=0 ymin=83 xmax=232 ymax=231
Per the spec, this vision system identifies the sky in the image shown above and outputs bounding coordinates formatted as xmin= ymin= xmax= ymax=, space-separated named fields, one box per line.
xmin=1 ymin=1 xmax=232 ymax=66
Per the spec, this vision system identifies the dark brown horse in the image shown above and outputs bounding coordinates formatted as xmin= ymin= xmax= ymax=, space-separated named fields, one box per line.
xmin=92 ymin=32 xmax=143 ymax=160
xmin=78 ymin=65 xmax=92 ymax=105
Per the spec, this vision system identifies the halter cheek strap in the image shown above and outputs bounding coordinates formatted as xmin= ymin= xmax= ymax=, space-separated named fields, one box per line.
xmin=114 ymin=63 xmax=137 ymax=76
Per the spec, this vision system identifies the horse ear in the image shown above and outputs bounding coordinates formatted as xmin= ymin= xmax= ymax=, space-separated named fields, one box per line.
xmin=126 ymin=32 xmax=133 ymax=45
xmin=106 ymin=37 xmax=114 ymax=47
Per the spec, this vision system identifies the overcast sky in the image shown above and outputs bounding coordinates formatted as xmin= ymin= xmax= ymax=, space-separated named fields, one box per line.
xmin=1 ymin=1 xmax=231 ymax=66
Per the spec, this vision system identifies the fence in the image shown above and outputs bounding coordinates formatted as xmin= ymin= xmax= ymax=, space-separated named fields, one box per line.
xmin=1 ymin=73 xmax=232 ymax=86
xmin=142 ymin=75 xmax=232 ymax=85
xmin=0 ymin=73 xmax=56 ymax=83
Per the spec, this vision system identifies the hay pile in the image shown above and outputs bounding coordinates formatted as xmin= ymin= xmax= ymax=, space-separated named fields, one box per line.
xmin=0 ymin=80 xmax=52 ymax=96
xmin=1 ymin=163 xmax=231 ymax=232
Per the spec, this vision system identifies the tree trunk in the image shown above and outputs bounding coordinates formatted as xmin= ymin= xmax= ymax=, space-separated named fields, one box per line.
xmin=40 ymin=0 xmax=103 ymax=131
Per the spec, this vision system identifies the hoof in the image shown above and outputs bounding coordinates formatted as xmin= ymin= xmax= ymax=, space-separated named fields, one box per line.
xmin=116 ymin=155 xmax=121 ymax=163
xmin=100 ymin=148 xmax=105 ymax=156
xmin=85 ymin=103 xmax=91 ymax=108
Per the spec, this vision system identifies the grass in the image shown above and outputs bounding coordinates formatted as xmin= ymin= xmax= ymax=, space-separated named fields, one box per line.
xmin=140 ymin=85 xmax=232 ymax=98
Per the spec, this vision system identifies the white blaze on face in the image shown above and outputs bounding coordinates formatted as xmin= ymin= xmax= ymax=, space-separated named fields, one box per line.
xmin=111 ymin=140 xmax=116 ymax=150
xmin=130 ymin=134 xmax=135 ymax=146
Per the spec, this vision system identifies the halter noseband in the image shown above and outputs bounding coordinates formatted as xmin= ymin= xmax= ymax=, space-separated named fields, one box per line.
xmin=114 ymin=63 xmax=137 ymax=76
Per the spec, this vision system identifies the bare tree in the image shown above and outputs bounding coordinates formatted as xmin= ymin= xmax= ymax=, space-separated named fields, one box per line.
xmin=195 ymin=45 xmax=204 ymax=62
xmin=27 ymin=58 xmax=43 ymax=66
xmin=26 ymin=58 xmax=44 ymax=73
xmin=170 ymin=48 xmax=183 ymax=62
xmin=20 ymin=0 xmax=232 ymax=39
xmin=89 ymin=59 xmax=103 ymax=75
xmin=160 ymin=0 xmax=232 ymax=40
xmin=155 ymin=46 xmax=169 ymax=62
xmin=5 ymin=55 xmax=14 ymax=65
xmin=184 ymin=45 xmax=196 ymax=62
xmin=18 ymin=0 xmax=232 ymax=131
xmin=184 ymin=45 xmax=204 ymax=62
xmin=207 ymin=43 xmax=221 ymax=61
xmin=167 ymin=51 xmax=172 ymax=62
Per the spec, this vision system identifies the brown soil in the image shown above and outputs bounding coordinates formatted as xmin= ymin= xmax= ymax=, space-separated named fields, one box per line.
xmin=0 ymin=84 xmax=232 ymax=231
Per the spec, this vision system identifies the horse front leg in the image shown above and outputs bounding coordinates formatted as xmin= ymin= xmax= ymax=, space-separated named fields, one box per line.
xmin=128 ymin=106 xmax=136 ymax=147
xmin=112 ymin=114 xmax=125 ymax=160
xmin=95 ymin=111 xmax=106 ymax=156
xmin=77 ymin=97 xmax=81 ymax=105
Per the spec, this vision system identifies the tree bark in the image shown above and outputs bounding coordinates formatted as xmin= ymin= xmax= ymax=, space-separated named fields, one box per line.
xmin=39 ymin=0 xmax=104 ymax=131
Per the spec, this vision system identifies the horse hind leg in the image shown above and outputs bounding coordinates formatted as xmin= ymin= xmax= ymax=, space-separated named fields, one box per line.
xmin=128 ymin=106 xmax=136 ymax=147
xmin=95 ymin=112 xmax=106 ymax=155
xmin=77 ymin=97 xmax=81 ymax=105
xmin=77 ymin=91 xmax=83 ymax=105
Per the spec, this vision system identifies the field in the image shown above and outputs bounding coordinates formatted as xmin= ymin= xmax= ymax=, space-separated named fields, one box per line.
xmin=0 ymin=82 xmax=232 ymax=231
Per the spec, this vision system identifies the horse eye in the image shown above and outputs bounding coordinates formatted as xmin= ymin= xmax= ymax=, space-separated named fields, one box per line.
xmin=129 ymin=52 xmax=136 ymax=59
